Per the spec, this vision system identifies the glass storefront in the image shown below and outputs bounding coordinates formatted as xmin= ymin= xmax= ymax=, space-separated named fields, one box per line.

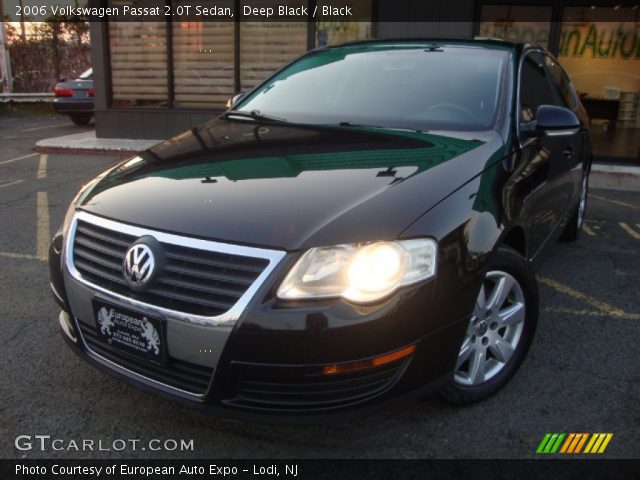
xmin=109 ymin=21 xmax=169 ymax=108
xmin=172 ymin=2 xmax=235 ymax=108
xmin=98 ymin=0 xmax=638 ymax=161
xmin=106 ymin=0 xmax=372 ymax=110
xmin=478 ymin=5 xmax=552 ymax=48
xmin=478 ymin=3 xmax=639 ymax=163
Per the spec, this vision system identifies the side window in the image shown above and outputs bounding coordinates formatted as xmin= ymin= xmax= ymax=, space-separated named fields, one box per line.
xmin=519 ymin=52 xmax=556 ymax=124
xmin=543 ymin=55 xmax=576 ymax=110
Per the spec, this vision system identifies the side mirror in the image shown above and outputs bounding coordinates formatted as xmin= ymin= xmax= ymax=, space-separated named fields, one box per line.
xmin=532 ymin=105 xmax=580 ymax=137
xmin=226 ymin=92 xmax=245 ymax=109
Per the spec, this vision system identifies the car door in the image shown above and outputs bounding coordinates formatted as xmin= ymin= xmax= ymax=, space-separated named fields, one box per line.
xmin=542 ymin=54 xmax=585 ymax=212
xmin=517 ymin=51 xmax=581 ymax=258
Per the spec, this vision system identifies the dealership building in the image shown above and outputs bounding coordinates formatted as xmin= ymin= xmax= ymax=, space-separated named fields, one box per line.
xmin=90 ymin=0 xmax=640 ymax=163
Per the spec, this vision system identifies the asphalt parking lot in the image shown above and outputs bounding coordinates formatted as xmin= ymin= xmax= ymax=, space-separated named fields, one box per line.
xmin=1 ymin=115 xmax=638 ymax=459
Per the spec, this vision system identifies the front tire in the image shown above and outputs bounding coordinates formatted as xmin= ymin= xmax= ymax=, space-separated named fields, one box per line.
xmin=560 ymin=172 xmax=588 ymax=242
xmin=440 ymin=246 xmax=538 ymax=405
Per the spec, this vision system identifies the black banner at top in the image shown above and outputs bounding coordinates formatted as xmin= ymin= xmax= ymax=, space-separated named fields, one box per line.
xmin=3 ymin=0 xmax=639 ymax=23
xmin=2 ymin=459 xmax=640 ymax=480
xmin=7 ymin=0 xmax=377 ymax=22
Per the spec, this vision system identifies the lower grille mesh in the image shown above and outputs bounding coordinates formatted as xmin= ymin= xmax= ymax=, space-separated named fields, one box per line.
xmin=78 ymin=321 xmax=213 ymax=395
xmin=229 ymin=361 xmax=406 ymax=411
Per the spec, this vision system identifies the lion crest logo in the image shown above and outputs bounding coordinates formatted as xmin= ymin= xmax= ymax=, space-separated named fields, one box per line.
xmin=141 ymin=317 xmax=160 ymax=355
xmin=97 ymin=307 xmax=115 ymax=335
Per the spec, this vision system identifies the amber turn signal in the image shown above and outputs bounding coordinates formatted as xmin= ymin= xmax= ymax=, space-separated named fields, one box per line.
xmin=323 ymin=344 xmax=416 ymax=375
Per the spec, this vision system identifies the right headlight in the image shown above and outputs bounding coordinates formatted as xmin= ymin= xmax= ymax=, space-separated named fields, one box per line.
xmin=277 ymin=238 xmax=437 ymax=304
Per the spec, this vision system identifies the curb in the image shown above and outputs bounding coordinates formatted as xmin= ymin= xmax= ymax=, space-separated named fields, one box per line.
xmin=590 ymin=164 xmax=640 ymax=192
xmin=35 ymin=146 xmax=139 ymax=157
xmin=35 ymin=131 xmax=161 ymax=157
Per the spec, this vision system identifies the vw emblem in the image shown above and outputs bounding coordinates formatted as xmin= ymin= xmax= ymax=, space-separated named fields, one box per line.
xmin=123 ymin=243 xmax=155 ymax=287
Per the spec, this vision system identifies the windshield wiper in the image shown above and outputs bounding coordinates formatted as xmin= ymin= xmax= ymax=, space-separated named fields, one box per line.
xmin=223 ymin=109 xmax=286 ymax=123
xmin=336 ymin=121 xmax=427 ymax=133
xmin=338 ymin=121 xmax=386 ymax=129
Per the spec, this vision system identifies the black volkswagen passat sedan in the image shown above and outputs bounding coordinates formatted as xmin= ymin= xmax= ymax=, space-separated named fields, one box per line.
xmin=50 ymin=40 xmax=591 ymax=421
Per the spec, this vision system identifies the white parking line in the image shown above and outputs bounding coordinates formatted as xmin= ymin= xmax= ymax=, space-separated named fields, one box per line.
xmin=0 ymin=152 xmax=38 ymax=166
xmin=36 ymin=191 xmax=50 ymax=261
xmin=23 ymin=123 xmax=73 ymax=132
xmin=37 ymin=154 xmax=48 ymax=179
xmin=0 ymin=180 xmax=24 ymax=189
xmin=0 ymin=251 xmax=41 ymax=261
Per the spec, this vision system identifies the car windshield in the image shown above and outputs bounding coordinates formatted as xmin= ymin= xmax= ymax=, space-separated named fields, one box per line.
xmin=235 ymin=44 xmax=510 ymax=132
xmin=79 ymin=68 xmax=93 ymax=79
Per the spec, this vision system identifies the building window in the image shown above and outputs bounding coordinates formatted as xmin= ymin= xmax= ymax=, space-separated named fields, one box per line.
xmin=109 ymin=20 xmax=168 ymax=107
xmin=106 ymin=1 xmax=373 ymax=109
xmin=559 ymin=6 xmax=640 ymax=161
xmin=559 ymin=7 xmax=640 ymax=110
xmin=172 ymin=2 xmax=235 ymax=107
xmin=478 ymin=5 xmax=552 ymax=48
xmin=239 ymin=0 xmax=309 ymax=91
xmin=315 ymin=0 xmax=372 ymax=47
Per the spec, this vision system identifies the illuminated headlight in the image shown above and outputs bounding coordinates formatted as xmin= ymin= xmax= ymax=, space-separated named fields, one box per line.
xmin=277 ymin=239 xmax=437 ymax=303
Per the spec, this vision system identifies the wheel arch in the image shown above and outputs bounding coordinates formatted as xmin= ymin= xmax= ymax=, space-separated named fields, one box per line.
xmin=499 ymin=225 xmax=527 ymax=259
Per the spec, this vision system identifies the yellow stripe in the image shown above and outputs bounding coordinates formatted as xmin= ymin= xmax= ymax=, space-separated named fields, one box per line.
xmin=620 ymin=222 xmax=640 ymax=240
xmin=584 ymin=434 xmax=598 ymax=453
xmin=36 ymin=191 xmax=50 ymax=261
xmin=590 ymin=194 xmax=639 ymax=210
xmin=560 ymin=434 xmax=575 ymax=453
xmin=538 ymin=276 xmax=632 ymax=320
xmin=590 ymin=434 xmax=606 ymax=454
xmin=582 ymin=223 xmax=596 ymax=236
xmin=37 ymin=154 xmax=48 ymax=179
xmin=597 ymin=434 xmax=613 ymax=453
xmin=574 ymin=434 xmax=589 ymax=454
xmin=543 ymin=307 xmax=640 ymax=320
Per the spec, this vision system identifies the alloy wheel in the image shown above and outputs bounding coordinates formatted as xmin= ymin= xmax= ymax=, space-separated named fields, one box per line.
xmin=453 ymin=270 xmax=526 ymax=386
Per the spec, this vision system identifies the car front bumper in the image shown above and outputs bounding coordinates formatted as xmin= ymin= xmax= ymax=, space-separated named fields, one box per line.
xmin=49 ymin=216 xmax=471 ymax=422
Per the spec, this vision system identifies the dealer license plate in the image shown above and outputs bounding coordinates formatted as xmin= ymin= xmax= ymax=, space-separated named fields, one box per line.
xmin=92 ymin=300 xmax=165 ymax=365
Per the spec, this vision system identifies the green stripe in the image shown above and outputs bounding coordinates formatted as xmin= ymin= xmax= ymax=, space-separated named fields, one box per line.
xmin=543 ymin=434 xmax=559 ymax=453
xmin=550 ymin=433 xmax=566 ymax=453
xmin=537 ymin=433 xmax=552 ymax=454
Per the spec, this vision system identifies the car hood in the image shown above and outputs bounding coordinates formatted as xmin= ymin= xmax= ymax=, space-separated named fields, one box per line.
xmin=81 ymin=119 xmax=505 ymax=251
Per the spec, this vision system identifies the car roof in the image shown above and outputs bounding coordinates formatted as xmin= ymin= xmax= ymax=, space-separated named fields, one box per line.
xmin=325 ymin=38 xmax=542 ymax=54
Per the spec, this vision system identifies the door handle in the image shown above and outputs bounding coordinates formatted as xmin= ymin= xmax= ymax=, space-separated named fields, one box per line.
xmin=563 ymin=147 xmax=574 ymax=159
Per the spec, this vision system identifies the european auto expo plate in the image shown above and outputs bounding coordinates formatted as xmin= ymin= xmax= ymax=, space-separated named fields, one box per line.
xmin=92 ymin=300 xmax=165 ymax=365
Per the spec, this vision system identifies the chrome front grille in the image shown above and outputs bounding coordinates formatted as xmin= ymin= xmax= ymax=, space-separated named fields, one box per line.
xmin=68 ymin=212 xmax=282 ymax=320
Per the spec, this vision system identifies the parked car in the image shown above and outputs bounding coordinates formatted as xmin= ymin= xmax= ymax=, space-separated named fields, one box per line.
xmin=49 ymin=39 xmax=591 ymax=421
xmin=53 ymin=68 xmax=94 ymax=125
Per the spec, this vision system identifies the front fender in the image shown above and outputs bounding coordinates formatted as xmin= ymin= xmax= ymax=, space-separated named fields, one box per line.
xmin=400 ymin=161 xmax=505 ymax=330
